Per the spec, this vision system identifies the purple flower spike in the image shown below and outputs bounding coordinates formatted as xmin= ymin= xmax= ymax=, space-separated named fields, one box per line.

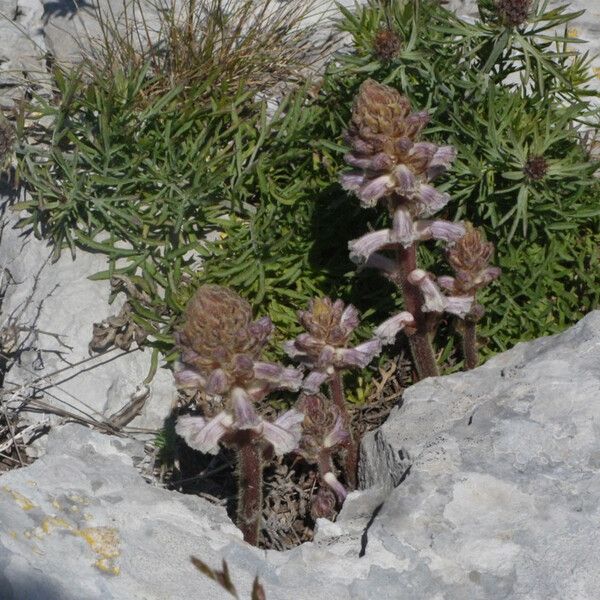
xmin=374 ymin=311 xmax=416 ymax=345
xmin=175 ymin=412 xmax=234 ymax=455
xmin=408 ymin=269 xmax=447 ymax=313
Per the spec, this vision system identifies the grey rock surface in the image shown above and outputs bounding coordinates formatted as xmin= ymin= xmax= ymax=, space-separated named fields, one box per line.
xmin=359 ymin=309 xmax=600 ymax=598
xmin=1 ymin=311 xmax=599 ymax=599
xmin=0 ymin=201 xmax=175 ymax=449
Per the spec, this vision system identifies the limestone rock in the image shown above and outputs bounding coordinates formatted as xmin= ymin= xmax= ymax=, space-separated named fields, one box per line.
xmin=0 ymin=201 xmax=175 ymax=450
xmin=358 ymin=310 xmax=600 ymax=598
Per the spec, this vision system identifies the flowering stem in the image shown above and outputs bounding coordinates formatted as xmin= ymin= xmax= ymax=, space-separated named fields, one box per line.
xmin=235 ymin=435 xmax=264 ymax=546
xmin=461 ymin=318 xmax=478 ymax=370
xmin=395 ymin=243 xmax=440 ymax=379
xmin=329 ymin=371 xmax=358 ymax=490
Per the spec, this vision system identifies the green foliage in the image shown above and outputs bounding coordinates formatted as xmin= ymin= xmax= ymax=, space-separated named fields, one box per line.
xmin=14 ymin=0 xmax=600 ymax=379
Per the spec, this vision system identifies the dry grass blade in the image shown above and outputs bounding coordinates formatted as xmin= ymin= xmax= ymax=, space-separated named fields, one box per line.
xmin=79 ymin=0 xmax=338 ymax=103
xmin=190 ymin=556 xmax=240 ymax=599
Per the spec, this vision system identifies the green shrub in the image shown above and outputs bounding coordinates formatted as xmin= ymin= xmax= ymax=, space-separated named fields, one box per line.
xmin=15 ymin=0 xmax=600 ymax=383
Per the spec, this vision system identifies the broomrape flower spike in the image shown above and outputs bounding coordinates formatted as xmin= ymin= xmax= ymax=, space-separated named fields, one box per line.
xmin=284 ymin=297 xmax=381 ymax=489
xmin=296 ymin=394 xmax=350 ymax=517
xmin=174 ymin=284 xmax=303 ymax=546
xmin=341 ymin=79 xmax=467 ymax=379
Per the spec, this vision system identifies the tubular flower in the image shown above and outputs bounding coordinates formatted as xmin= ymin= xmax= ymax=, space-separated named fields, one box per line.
xmin=174 ymin=285 xmax=302 ymax=398
xmin=341 ymin=79 xmax=456 ymax=214
xmin=284 ymin=297 xmax=381 ymax=392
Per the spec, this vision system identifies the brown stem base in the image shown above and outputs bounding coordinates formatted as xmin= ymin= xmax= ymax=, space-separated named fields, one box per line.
xmin=462 ymin=319 xmax=478 ymax=370
xmin=329 ymin=372 xmax=358 ymax=490
xmin=236 ymin=437 xmax=264 ymax=546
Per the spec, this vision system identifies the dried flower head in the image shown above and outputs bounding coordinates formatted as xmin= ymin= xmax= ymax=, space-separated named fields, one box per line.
xmin=341 ymin=79 xmax=456 ymax=212
xmin=284 ymin=297 xmax=381 ymax=391
xmin=495 ymin=0 xmax=532 ymax=27
xmin=373 ymin=27 xmax=402 ymax=61
xmin=523 ymin=155 xmax=549 ymax=181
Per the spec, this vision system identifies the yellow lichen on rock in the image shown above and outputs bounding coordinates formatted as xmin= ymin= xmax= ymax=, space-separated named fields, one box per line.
xmin=3 ymin=486 xmax=38 ymax=510
xmin=76 ymin=526 xmax=121 ymax=576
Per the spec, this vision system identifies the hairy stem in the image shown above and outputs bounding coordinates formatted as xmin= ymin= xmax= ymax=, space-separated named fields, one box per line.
xmin=461 ymin=318 xmax=478 ymax=370
xmin=329 ymin=371 xmax=358 ymax=490
xmin=235 ymin=435 xmax=264 ymax=546
xmin=396 ymin=243 xmax=440 ymax=379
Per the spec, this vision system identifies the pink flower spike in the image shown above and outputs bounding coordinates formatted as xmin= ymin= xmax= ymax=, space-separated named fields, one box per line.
xmin=336 ymin=338 xmax=382 ymax=369
xmin=445 ymin=295 xmax=475 ymax=319
xmin=348 ymin=229 xmax=391 ymax=264
xmin=408 ymin=269 xmax=447 ymax=313
xmin=262 ymin=410 xmax=304 ymax=455
xmin=175 ymin=413 xmax=234 ymax=455
xmin=340 ymin=172 xmax=365 ymax=191
xmin=231 ymin=387 xmax=261 ymax=429
xmin=323 ymin=471 xmax=348 ymax=502
xmin=375 ymin=311 xmax=415 ymax=345
xmin=358 ymin=175 xmax=394 ymax=207
xmin=303 ymin=370 xmax=330 ymax=392
xmin=429 ymin=220 xmax=466 ymax=243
